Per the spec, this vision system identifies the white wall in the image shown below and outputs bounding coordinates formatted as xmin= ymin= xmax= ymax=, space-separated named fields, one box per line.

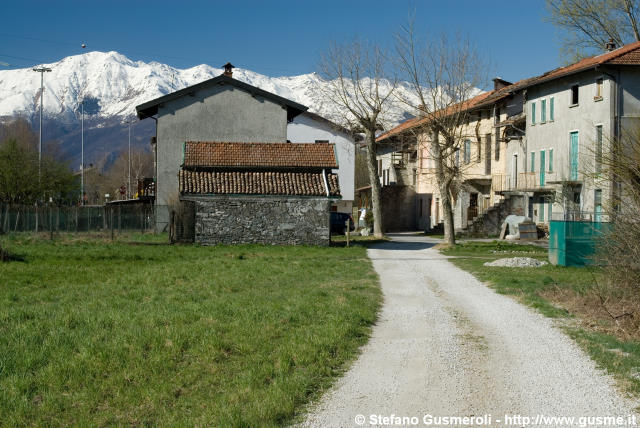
xmin=287 ymin=113 xmax=355 ymax=212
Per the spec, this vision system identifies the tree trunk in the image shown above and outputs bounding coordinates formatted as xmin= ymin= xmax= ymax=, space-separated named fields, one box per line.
xmin=364 ymin=129 xmax=384 ymax=238
xmin=432 ymin=135 xmax=456 ymax=245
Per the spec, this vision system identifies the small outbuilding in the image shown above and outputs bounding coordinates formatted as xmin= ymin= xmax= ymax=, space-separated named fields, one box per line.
xmin=178 ymin=141 xmax=341 ymax=246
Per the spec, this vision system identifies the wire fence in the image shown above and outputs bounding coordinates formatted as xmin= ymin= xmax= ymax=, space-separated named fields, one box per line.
xmin=0 ymin=203 xmax=162 ymax=237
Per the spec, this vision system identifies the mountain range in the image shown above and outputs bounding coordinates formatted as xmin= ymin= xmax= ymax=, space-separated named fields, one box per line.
xmin=0 ymin=51 xmax=418 ymax=169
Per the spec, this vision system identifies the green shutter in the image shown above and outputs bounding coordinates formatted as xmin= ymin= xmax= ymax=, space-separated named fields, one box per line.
xmin=550 ymin=97 xmax=554 ymax=121
xmin=540 ymin=150 xmax=546 ymax=186
xmin=595 ymin=125 xmax=603 ymax=173
xmin=549 ymin=149 xmax=554 ymax=172
xmin=541 ymin=99 xmax=546 ymax=122
xmin=570 ymin=132 xmax=579 ymax=180
xmin=531 ymin=102 xmax=536 ymax=125
xmin=531 ymin=152 xmax=535 ymax=172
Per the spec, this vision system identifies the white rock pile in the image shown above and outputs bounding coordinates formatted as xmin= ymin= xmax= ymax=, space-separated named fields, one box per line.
xmin=484 ymin=257 xmax=548 ymax=268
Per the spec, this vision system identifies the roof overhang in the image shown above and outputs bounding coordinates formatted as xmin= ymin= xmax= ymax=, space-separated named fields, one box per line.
xmin=136 ymin=74 xmax=308 ymax=121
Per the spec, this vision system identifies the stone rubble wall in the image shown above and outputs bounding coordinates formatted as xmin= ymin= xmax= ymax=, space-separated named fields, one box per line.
xmin=188 ymin=196 xmax=331 ymax=246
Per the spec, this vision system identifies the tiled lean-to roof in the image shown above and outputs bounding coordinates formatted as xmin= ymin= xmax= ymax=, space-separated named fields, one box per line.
xmin=183 ymin=141 xmax=338 ymax=169
xmin=179 ymin=170 xmax=340 ymax=196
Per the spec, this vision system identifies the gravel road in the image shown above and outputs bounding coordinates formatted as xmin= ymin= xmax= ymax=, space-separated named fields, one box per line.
xmin=300 ymin=234 xmax=638 ymax=427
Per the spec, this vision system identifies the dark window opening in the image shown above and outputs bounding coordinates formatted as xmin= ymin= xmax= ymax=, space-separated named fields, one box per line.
xmin=571 ymin=85 xmax=579 ymax=105
xmin=315 ymin=139 xmax=329 ymax=143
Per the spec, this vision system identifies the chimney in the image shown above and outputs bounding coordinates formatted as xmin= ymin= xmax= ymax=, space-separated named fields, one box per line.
xmin=492 ymin=77 xmax=513 ymax=91
xmin=222 ymin=62 xmax=235 ymax=77
xmin=605 ymin=38 xmax=617 ymax=51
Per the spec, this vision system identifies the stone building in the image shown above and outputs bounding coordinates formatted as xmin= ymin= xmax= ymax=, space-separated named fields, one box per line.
xmin=178 ymin=141 xmax=340 ymax=246
xmin=135 ymin=64 xmax=307 ymax=231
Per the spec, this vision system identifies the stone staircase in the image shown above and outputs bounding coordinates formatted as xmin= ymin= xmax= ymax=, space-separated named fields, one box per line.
xmin=461 ymin=196 xmax=513 ymax=237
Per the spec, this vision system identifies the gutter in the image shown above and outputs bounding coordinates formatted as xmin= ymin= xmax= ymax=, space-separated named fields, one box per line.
xmin=322 ymin=168 xmax=330 ymax=197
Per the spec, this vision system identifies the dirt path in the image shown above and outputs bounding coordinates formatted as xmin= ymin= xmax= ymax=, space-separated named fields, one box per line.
xmin=300 ymin=235 xmax=637 ymax=427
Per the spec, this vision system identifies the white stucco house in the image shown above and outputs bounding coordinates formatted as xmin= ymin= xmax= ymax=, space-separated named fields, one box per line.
xmin=287 ymin=111 xmax=356 ymax=214
xmin=502 ymin=40 xmax=640 ymax=224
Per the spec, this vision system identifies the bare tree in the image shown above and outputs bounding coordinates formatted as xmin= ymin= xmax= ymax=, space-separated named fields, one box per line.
xmin=546 ymin=0 xmax=640 ymax=61
xmin=397 ymin=28 xmax=487 ymax=245
xmin=319 ymin=40 xmax=398 ymax=238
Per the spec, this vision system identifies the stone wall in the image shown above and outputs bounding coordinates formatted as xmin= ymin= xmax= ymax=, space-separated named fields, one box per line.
xmin=187 ymin=196 xmax=331 ymax=246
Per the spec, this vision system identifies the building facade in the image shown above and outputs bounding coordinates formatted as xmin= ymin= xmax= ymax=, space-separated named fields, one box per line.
xmin=287 ymin=111 xmax=356 ymax=214
xmin=178 ymin=142 xmax=340 ymax=246
xmin=136 ymin=71 xmax=307 ymax=231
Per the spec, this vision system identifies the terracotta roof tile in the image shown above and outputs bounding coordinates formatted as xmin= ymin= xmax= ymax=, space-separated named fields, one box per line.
xmin=179 ymin=170 xmax=340 ymax=196
xmin=377 ymin=41 xmax=640 ymax=142
xmin=183 ymin=142 xmax=338 ymax=168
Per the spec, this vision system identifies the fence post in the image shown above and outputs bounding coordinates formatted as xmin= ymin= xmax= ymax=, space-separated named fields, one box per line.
xmin=140 ymin=206 xmax=144 ymax=235
xmin=75 ymin=207 xmax=78 ymax=233
xmin=110 ymin=206 xmax=115 ymax=241
xmin=49 ymin=205 xmax=53 ymax=240
xmin=118 ymin=205 xmax=121 ymax=235
xmin=346 ymin=220 xmax=350 ymax=247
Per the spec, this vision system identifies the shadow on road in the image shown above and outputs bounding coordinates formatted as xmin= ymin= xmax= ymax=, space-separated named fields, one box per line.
xmin=368 ymin=240 xmax=436 ymax=251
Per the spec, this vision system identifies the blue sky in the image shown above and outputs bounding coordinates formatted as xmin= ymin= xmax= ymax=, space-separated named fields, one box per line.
xmin=1 ymin=0 xmax=566 ymax=87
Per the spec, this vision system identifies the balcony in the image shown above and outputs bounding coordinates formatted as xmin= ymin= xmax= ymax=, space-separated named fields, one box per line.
xmin=491 ymin=172 xmax=558 ymax=193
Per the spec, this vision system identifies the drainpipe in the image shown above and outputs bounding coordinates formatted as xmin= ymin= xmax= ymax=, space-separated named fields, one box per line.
xmin=596 ymin=66 xmax=620 ymax=210
xmin=322 ymin=168 xmax=330 ymax=197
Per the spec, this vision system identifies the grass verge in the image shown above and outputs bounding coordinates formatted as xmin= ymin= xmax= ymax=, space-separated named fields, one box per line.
xmin=0 ymin=234 xmax=381 ymax=427
xmin=442 ymin=240 xmax=640 ymax=398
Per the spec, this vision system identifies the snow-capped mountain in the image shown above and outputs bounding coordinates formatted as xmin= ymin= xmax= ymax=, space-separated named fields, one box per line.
xmin=0 ymin=51 xmax=418 ymax=165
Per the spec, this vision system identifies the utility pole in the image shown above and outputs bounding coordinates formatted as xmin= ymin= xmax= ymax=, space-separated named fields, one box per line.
xmin=124 ymin=119 xmax=133 ymax=199
xmin=32 ymin=67 xmax=52 ymax=180
xmin=80 ymin=100 xmax=84 ymax=205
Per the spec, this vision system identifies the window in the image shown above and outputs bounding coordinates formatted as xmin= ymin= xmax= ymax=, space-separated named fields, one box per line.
xmin=494 ymin=107 xmax=500 ymax=125
xmin=530 ymin=151 xmax=535 ymax=172
xmin=571 ymin=84 xmax=579 ymax=105
xmin=464 ymin=140 xmax=471 ymax=164
xmin=595 ymin=125 xmax=603 ymax=173
xmin=315 ymin=139 xmax=329 ymax=143
xmin=595 ymin=78 xmax=603 ymax=99
xmin=495 ymin=130 xmax=500 ymax=161
xmin=550 ymin=97 xmax=555 ymax=121
xmin=531 ymin=102 xmax=536 ymax=125
xmin=377 ymin=159 xmax=382 ymax=176
xmin=541 ymin=99 xmax=547 ymax=123
xmin=549 ymin=148 xmax=554 ymax=172
xmin=594 ymin=189 xmax=602 ymax=222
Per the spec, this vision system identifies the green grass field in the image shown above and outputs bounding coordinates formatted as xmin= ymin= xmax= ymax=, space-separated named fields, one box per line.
xmin=442 ymin=240 xmax=640 ymax=398
xmin=0 ymin=234 xmax=381 ymax=427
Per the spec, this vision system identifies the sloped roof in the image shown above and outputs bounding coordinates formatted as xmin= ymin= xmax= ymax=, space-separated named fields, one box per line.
xmin=376 ymin=89 xmax=506 ymax=141
xmin=179 ymin=170 xmax=340 ymax=196
xmin=136 ymin=74 xmax=307 ymax=121
xmin=377 ymin=41 xmax=640 ymax=142
xmin=183 ymin=141 xmax=338 ymax=169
